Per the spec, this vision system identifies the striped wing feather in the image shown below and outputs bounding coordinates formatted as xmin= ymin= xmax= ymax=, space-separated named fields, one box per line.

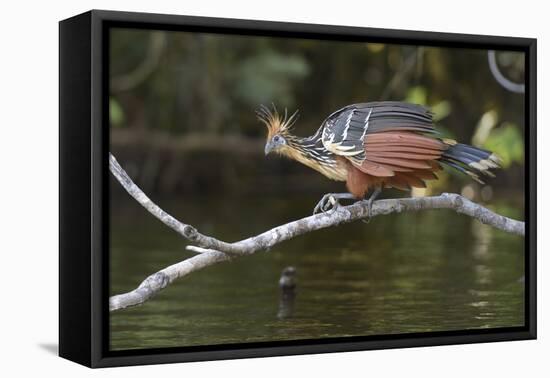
xmin=358 ymin=160 xmax=395 ymax=177
xmin=321 ymin=102 xmax=437 ymax=162
xmin=364 ymin=132 xmax=445 ymax=149
xmin=368 ymin=151 xmax=442 ymax=160
xmin=355 ymin=132 xmax=445 ymax=177
xmin=385 ymin=175 xmax=411 ymax=191
xmin=321 ymin=102 xmax=448 ymax=191
xmin=365 ymin=156 xmax=432 ymax=169
xmin=395 ymin=172 xmax=428 ymax=188
xmin=357 ymin=131 xmax=445 ymax=190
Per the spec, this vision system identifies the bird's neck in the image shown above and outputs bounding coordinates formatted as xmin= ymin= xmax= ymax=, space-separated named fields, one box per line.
xmin=280 ymin=134 xmax=319 ymax=160
xmin=277 ymin=133 xmax=347 ymax=181
xmin=287 ymin=134 xmax=316 ymax=149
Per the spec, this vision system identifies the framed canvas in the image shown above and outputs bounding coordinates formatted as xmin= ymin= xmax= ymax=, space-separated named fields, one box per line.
xmin=59 ymin=9 xmax=536 ymax=368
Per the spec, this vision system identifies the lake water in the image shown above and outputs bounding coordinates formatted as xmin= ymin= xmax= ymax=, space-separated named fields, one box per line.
xmin=109 ymin=194 xmax=524 ymax=351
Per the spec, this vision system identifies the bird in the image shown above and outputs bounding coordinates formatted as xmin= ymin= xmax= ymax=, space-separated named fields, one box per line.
xmin=258 ymin=101 xmax=501 ymax=215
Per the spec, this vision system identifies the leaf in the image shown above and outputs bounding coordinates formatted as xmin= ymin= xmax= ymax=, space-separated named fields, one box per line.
xmin=233 ymin=51 xmax=310 ymax=108
xmin=110 ymin=97 xmax=125 ymax=127
xmin=366 ymin=43 xmax=385 ymax=53
xmin=483 ymin=123 xmax=524 ymax=168
xmin=431 ymin=100 xmax=451 ymax=122
xmin=404 ymin=86 xmax=451 ymax=122
xmin=404 ymin=86 xmax=427 ymax=105
xmin=472 ymin=110 xmax=499 ymax=147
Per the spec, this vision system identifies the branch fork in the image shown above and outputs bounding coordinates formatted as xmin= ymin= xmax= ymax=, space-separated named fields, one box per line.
xmin=108 ymin=153 xmax=524 ymax=311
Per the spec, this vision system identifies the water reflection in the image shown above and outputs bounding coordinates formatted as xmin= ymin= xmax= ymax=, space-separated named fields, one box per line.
xmin=110 ymin=194 xmax=524 ymax=351
xmin=277 ymin=266 xmax=297 ymax=319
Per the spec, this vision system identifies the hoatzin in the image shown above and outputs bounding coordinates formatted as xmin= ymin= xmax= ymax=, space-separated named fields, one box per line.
xmin=258 ymin=102 xmax=501 ymax=215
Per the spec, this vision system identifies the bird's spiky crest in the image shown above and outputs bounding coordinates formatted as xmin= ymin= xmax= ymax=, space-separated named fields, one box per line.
xmin=256 ymin=104 xmax=299 ymax=141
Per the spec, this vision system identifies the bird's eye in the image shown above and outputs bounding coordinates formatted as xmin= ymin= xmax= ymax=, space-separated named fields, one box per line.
xmin=273 ymin=135 xmax=280 ymax=142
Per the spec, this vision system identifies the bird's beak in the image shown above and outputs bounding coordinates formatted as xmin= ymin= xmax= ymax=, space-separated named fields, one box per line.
xmin=264 ymin=142 xmax=274 ymax=156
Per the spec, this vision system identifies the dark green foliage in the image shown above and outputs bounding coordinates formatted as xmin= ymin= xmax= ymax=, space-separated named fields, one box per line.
xmin=109 ymin=29 xmax=525 ymax=195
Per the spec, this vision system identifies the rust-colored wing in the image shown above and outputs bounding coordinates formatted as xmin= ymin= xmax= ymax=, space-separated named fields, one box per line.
xmin=359 ymin=131 xmax=445 ymax=189
xmin=320 ymin=102 xmax=436 ymax=165
xmin=320 ymin=102 xmax=499 ymax=190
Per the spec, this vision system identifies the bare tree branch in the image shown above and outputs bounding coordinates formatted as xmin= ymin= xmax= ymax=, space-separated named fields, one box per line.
xmin=109 ymin=251 xmax=231 ymax=311
xmin=109 ymin=153 xmax=525 ymax=311
xmin=110 ymin=153 xmax=249 ymax=256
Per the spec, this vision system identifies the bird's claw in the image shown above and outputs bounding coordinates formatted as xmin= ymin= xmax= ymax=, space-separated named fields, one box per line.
xmin=313 ymin=194 xmax=339 ymax=215
xmin=361 ymin=198 xmax=375 ymax=223
xmin=360 ymin=195 xmax=378 ymax=223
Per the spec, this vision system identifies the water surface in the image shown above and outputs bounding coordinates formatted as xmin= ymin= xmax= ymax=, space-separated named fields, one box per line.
xmin=110 ymin=194 xmax=524 ymax=350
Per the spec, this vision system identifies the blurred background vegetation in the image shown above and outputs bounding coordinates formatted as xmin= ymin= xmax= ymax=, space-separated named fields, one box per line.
xmin=109 ymin=28 xmax=526 ymax=350
xmin=109 ymin=28 xmax=525 ymax=211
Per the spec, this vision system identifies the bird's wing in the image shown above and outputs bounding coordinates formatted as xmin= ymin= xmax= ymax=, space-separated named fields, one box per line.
xmin=321 ymin=102 xmax=445 ymax=177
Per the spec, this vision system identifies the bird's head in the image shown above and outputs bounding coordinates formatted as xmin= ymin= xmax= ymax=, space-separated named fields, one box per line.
xmin=257 ymin=104 xmax=299 ymax=156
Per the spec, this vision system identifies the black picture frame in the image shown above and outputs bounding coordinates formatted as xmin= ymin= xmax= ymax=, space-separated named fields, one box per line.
xmin=59 ymin=9 xmax=537 ymax=368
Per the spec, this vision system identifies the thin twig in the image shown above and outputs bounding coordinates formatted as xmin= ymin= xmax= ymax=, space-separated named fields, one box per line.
xmin=380 ymin=48 xmax=421 ymax=100
xmin=110 ymin=153 xmax=249 ymax=256
xmin=109 ymin=153 xmax=525 ymax=311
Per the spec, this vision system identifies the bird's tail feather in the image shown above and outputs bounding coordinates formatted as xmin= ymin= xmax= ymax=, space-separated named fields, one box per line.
xmin=440 ymin=139 xmax=501 ymax=184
